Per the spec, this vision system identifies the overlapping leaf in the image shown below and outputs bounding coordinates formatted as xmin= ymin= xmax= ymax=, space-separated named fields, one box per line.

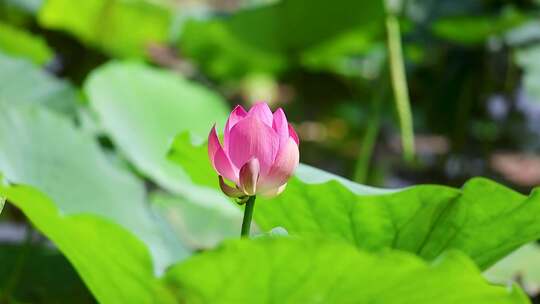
xmin=1 ymin=185 xmax=529 ymax=304
xmin=84 ymin=61 xmax=241 ymax=251
xmin=164 ymin=237 xmax=529 ymax=303
xmin=0 ymin=104 xmax=188 ymax=273
xmin=84 ymin=61 xmax=229 ymax=195
xmin=0 ymin=183 xmax=175 ymax=304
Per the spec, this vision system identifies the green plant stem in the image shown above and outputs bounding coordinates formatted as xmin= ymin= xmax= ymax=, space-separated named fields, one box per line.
xmin=385 ymin=10 xmax=415 ymax=163
xmin=354 ymin=94 xmax=384 ymax=183
xmin=241 ymin=196 xmax=256 ymax=237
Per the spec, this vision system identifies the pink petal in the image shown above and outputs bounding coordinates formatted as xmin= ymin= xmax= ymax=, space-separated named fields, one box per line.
xmin=258 ymin=137 xmax=299 ymax=192
xmin=224 ymin=105 xmax=248 ymax=152
xmin=208 ymin=125 xmax=221 ymax=164
xmin=239 ymin=158 xmax=260 ymax=196
xmin=228 ymin=116 xmax=279 ymax=175
xmin=288 ymin=123 xmax=299 ymax=145
xmin=272 ymin=108 xmax=289 ymax=149
xmin=213 ymin=147 xmax=239 ymax=183
xmin=247 ymin=102 xmax=273 ymax=127
xmin=259 ymin=184 xmax=287 ymax=198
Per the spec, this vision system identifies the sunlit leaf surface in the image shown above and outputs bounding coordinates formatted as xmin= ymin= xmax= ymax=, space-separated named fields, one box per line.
xmin=164 ymin=237 xmax=528 ymax=303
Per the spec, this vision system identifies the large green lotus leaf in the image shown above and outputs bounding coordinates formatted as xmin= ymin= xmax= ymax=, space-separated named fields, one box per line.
xmin=0 ymin=105 xmax=188 ymax=273
xmin=168 ymin=135 xmax=540 ymax=270
xmin=0 ymin=243 xmax=94 ymax=303
xmin=38 ymin=0 xmax=171 ymax=58
xmin=0 ymin=184 xmax=175 ymax=304
xmin=0 ymin=52 xmax=79 ymax=115
xmin=485 ymin=242 xmax=540 ymax=294
xmin=0 ymin=22 xmax=53 ymax=65
xmin=84 ymin=61 xmax=229 ymax=196
xmin=178 ymin=0 xmax=384 ymax=79
xmin=257 ymin=174 xmax=540 ymax=270
xmin=164 ymin=237 xmax=529 ymax=304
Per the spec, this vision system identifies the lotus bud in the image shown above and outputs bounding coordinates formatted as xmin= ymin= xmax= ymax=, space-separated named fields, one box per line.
xmin=208 ymin=102 xmax=299 ymax=199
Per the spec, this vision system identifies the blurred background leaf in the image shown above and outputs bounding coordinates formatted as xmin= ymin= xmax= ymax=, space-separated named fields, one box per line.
xmin=0 ymin=53 xmax=78 ymax=115
xmin=84 ymin=61 xmax=229 ymax=195
xmin=0 ymin=21 xmax=52 ymax=64
xmin=38 ymin=0 xmax=173 ymax=58
xmin=176 ymin=0 xmax=385 ymax=80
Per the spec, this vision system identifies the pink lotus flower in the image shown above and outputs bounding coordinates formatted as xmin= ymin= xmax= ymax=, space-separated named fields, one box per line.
xmin=208 ymin=102 xmax=299 ymax=198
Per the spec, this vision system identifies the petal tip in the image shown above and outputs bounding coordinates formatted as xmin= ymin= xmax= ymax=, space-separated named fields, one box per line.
xmin=231 ymin=104 xmax=248 ymax=115
xmin=288 ymin=123 xmax=299 ymax=145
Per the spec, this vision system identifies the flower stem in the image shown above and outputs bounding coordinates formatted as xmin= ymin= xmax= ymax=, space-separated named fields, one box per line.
xmin=385 ymin=5 xmax=415 ymax=163
xmin=241 ymin=196 xmax=256 ymax=237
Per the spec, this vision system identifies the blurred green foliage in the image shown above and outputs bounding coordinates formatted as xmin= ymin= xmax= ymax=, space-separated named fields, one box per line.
xmin=0 ymin=21 xmax=52 ymax=64
xmin=178 ymin=0 xmax=384 ymax=79
xmin=38 ymin=0 xmax=172 ymax=58
xmin=0 ymin=53 xmax=78 ymax=114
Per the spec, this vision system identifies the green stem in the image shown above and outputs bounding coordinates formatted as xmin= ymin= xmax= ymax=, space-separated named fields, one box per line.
xmin=354 ymin=95 xmax=383 ymax=183
xmin=385 ymin=9 xmax=415 ymax=163
xmin=353 ymin=67 xmax=389 ymax=183
xmin=241 ymin=196 xmax=256 ymax=237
